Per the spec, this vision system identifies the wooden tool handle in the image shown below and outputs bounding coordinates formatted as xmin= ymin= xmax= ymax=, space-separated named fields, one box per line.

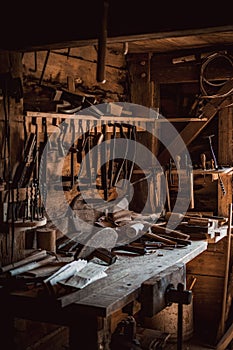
xmin=145 ymin=231 xmax=177 ymax=246
xmin=200 ymin=153 xmax=206 ymax=170
xmin=151 ymin=224 xmax=190 ymax=240
xmin=0 ymin=249 xmax=47 ymax=274
xmin=7 ymin=255 xmax=56 ymax=277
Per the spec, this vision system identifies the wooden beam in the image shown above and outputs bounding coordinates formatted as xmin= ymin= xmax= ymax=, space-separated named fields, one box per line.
xmin=8 ymin=25 xmax=233 ymax=53
xmin=151 ymin=55 xmax=233 ymax=84
xmin=127 ymin=53 xmax=153 ymax=107
xmin=216 ymin=320 xmax=233 ymax=350
xmin=218 ymin=97 xmax=233 ymax=217
xmin=218 ymin=97 xmax=233 ymax=165
xmin=158 ymin=78 xmax=233 ymax=164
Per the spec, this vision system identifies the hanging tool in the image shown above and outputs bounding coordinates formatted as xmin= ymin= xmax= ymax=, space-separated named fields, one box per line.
xmin=108 ymin=122 xmax=116 ymax=189
xmin=57 ymin=119 xmax=68 ymax=157
xmin=101 ymin=123 xmax=108 ymax=200
xmin=83 ymin=120 xmax=92 ymax=187
xmin=76 ymin=119 xmax=85 ymax=164
xmin=68 ymin=119 xmax=77 ymax=188
xmin=92 ymin=120 xmax=99 ymax=176
xmin=204 ymin=135 xmax=226 ymax=195
xmin=204 ymin=134 xmax=218 ymax=169
xmin=126 ymin=124 xmax=137 ymax=184
xmin=112 ymin=123 xmax=128 ymax=187
xmin=31 ymin=117 xmax=39 ymax=181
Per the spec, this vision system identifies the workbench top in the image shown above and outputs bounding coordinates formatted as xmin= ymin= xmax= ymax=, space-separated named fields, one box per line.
xmin=70 ymin=240 xmax=208 ymax=317
xmin=1 ymin=240 xmax=207 ymax=323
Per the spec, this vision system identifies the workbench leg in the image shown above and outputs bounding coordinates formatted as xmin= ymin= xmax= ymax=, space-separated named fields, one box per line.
xmin=69 ymin=316 xmax=111 ymax=350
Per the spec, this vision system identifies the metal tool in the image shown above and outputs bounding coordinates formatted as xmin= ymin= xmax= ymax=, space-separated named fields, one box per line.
xmin=204 ymin=135 xmax=226 ymax=195
xmin=204 ymin=134 xmax=218 ymax=169
xmin=165 ymin=283 xmax=192 ymax=350
xmin=100 ymin=123 xmax=108 ymax=200
xmin=107 ymin=122 xmax=116 ymax=189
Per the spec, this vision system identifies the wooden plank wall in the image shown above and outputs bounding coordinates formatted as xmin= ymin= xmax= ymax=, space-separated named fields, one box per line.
xmin=0 ymin=51 xmax=25 ymax=266
xmin=128 ymin=50 xmax=233 ymax=346
xmin=0 ymin=47 xmax=130 ymax=349
xmin=22 ymin=46 xmax=128 ymax=102
xmin=186 ymin=238 xmax=232 ymax=345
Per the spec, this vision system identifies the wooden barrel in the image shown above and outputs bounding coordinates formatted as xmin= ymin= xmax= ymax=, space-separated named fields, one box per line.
xmin=150 ymin=297 xmax=194 ymax=343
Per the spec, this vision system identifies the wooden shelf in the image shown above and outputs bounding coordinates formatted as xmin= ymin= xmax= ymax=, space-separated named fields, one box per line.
xmin=26 ymin=111 xmax=207 ymax=123
xmin=193 ymin=167 xmax=233 ymax=175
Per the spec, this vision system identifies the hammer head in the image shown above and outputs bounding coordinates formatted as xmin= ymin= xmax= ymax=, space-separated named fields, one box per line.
xmin=203 ymin=134 xmax=215 ymax=140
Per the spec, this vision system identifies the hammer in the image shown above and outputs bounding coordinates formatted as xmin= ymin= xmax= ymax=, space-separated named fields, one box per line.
xmin=204 ymin=134 xmax=218 ymax=169
xmin=204 ymin=135 xmax=226 ymax=195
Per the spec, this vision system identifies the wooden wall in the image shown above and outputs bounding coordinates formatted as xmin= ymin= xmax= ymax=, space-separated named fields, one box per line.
xmin=187 ymin=237 xmax=232 ymax=345
xmin=22 ymin=46 xmax=128 ymax=102
xmin=127 ymin=50 xmax=233 ymax=346
xmin=1 ymin=45 xmax=233 ymax=348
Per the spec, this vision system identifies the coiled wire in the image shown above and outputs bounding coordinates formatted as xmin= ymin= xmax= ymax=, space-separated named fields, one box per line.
xmin=200 ymin=51 xmax=233 ymax=99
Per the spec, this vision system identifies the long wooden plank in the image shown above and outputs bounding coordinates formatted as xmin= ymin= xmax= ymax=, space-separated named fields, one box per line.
xmin=26 ymin=111 xmax=158 ymax=122
xmin=18 ymin=25 xmax=233 ymax=52
xmin=216 ymin=322 xmax=233 ymax=350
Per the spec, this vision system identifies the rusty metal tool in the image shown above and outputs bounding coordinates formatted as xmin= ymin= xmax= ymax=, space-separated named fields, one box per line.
xmin=165 ymin=283 xmax=192 ymax=350
xmin=204 ymin=135 xmax=226 ymax=195
xmin=204 ymin=134 xmax=218 ymax=169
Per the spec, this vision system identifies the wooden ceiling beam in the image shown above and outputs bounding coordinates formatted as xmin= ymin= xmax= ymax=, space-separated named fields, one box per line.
xmin=1 ymin=25 xmax=233 ymax=53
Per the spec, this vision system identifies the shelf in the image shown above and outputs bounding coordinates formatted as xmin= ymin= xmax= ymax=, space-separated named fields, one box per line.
xmin=193 ymin=167 xmax=233 ymax=175
xmin=26 ymin=111 xmax=207 ymax=123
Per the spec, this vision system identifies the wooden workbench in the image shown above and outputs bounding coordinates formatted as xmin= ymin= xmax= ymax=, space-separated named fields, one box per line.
xmin=0 ymin=240 xmax=207 ymax=349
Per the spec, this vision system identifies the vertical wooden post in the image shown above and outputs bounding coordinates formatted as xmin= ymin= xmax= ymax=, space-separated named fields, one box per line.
xmin=219 ymin=203 xmax=232 ymax=338
xmin=127 ymin=53 xmax=160 ymax=214
xmin=127 ymin=53 xmax=153 ymax=107
xmin=218 ymin=98 xmax=233 ymax=217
